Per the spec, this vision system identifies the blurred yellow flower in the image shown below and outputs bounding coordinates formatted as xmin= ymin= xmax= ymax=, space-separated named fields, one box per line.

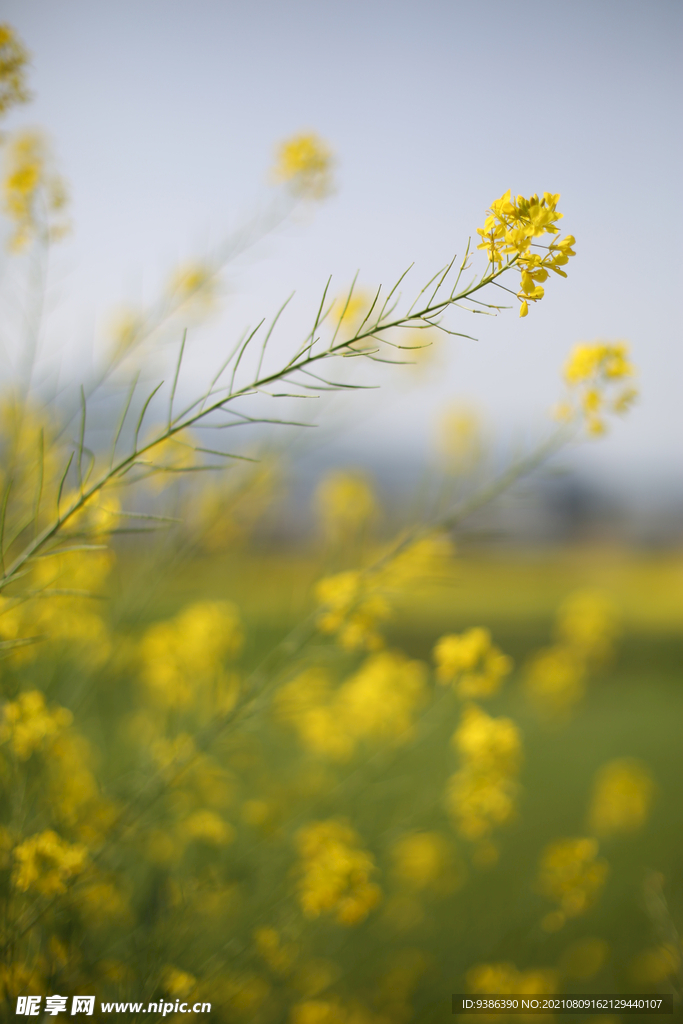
xmin=13 ymin=830 xmax=89 ymax=895
xmin=525 ymin=645 xmax=586 ymax=716
xmin=467 ymin=961 xmax=557 ymax=996
xmin=391 ymin=831 xmax=461 ymax=893
xmin=184 ymin=809 xmax=234 ymax=846
xmin=2 ymin=129 xmax=69 ymax=250
xmin=0 ymin=690 xmax=72 ymax=759
xmin=588 ymin=759 xmax=655 ymax=836
xmin=167 ymin=261 xmax=216 ymax=310
xmin=0 ymin=24 xmax=31 ymax=119
xmin=140 ymin=599 xmax=243 ymax=709
xmin=537 ymin=837 xmax=608 ymax=922
xmin=254 ymin=926 xmax=297 ymax=974
xmin=437 ymin=405 xmax=483 ymax=473
xmin=434 ymin=627 xmax=512 ymax=698
xmin=562 ymin=341 xmax=637 ymax=435
xmin=316 ymin=470 xmax=378 ymax=541
xmin=273 ymin=131 xmax=333 ymax=198
xmin=555 ymin=590 xmax=619 ymax=663
xmin=296 ymin=819 xmax=381 ymax=925
xmin=315 ymin=570 xmax=390 ymax=651
xmin=446 ymin=704 xmax=522 ymax=843
xmin=161 ymin=966 xmax=197 ymax=999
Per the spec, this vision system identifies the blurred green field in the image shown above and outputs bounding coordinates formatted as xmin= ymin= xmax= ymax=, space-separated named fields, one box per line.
xmin=106 ymin=542 xmax=683 ymax=1020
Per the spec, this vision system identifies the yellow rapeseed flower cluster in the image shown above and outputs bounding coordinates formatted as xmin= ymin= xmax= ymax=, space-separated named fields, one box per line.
xmin=296 ymin=819 xmax=381 ymax=925
xmin=525 ymin=590 xmax=618 ymax=717
xmin=587 ymin=758 xmax=655 ymax=837
xmin=275 ymin=651 xmax=427 ymax=761
xmin=0 ymin=548 xmax=114 ymax=665
xmin=273 ymin=132 xmax=333 ymax=198
xmin=446 ymin=704 xmax=522 ymax=853
xmin=0 ymin=23 xmax=31 ymax=119
xmin=1 ymin=129 xmax=69 ymax=251
xmin=0 ymin=690 xmax=72 ymax=759
xmin=0 ymin=690 xmax=108 ymax=838
xmin=476 ymin=190 xmax=576 ymax=316
xmin=559 ymin=341 xmax=637 ymax=435
xmin=537 ymin=837 xmax=609 ymax=931
xmin=433 ymin=627 xmax=512 ymax=699
xmin=315 ymin=571 xmax=390 ymax=651
xmin=139 ymin=599 xmax=243 ymax=710
xmin=12 ymin=829 xmax=89 ymax=895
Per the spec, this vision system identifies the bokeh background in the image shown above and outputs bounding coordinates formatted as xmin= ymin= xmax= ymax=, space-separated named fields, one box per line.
xmin=2 ymin=0 xmax=682 ymax=499
xmin=1 ymin=3 xmax=682 ymax=1021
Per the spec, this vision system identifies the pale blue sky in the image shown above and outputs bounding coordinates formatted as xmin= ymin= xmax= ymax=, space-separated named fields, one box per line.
xmin=2 ymin=0 xmax=681 ymax=485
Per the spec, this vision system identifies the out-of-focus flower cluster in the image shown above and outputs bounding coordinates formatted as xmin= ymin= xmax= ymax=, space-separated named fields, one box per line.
xmin=588 ymin=758 xmax=655 ymax=837
xmin=445 ymin=704 xmax=522 ymax=862
xmin=525 ymin=590 xmax=619 ymax=717
xmin=273 ymin=131 xmax=333 ymax=198
xmin=467 ymin=961 xmax=557 ymax=997
xmin=1 ymin=129 xmax=69 ymax=250
xmin=0 ymin=23 xmax=31 ymax=119
xmin=476 ymin=190 xmax=576 ymax=316
xmin=275 ymin=651 xmax=427 ymax=761
xmin=537 ymin=837 xmax=609 ymax=932
xmin=558 ymin=341 xmax=637 ymax=436
xmin=296 ymin=820 xmax=381 ymax=925
xmin=139 ymin=599 xmax=243 ymax=712
xmin=434 ymin=627 xmax=512 ymax=699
